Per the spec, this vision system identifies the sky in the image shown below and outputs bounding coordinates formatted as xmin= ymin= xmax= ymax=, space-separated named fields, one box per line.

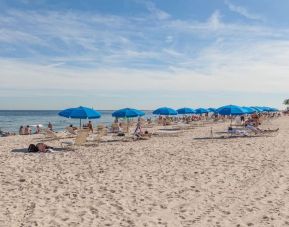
xmin=0 ymin=0 xmax=289 ymax=110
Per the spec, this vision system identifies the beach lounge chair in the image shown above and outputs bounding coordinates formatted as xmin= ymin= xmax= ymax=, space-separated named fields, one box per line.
xmin=97 ymin=125 xmax=108 ymax=135
xmin=61 ymin=129 xmax=96 ymax=147
xmin=121 ymin=133 xmax=151 ymax=142
xmin=43 ymin=129 xmax=65 ymax=140
xmin=110 ymin=123 xmax=120 ymax=133
xmin=64 ymin=126 xmax=77 ymax=136
xmin=153 ymin=130 xmax=183 ymax=137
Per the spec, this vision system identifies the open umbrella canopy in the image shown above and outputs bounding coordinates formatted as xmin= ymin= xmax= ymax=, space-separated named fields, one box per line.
xmin=269 ymin=107 xmax=279 ymax=112
xmin=177 ymin=107 xmax=196 ymax=114
xmin=195 ymin=108 xmax=209 ymax=114
xmin=153 ymin=107 xmax=178 ymax=115
xmin=250 ymin=106 xmax=263 ymax=112
xmin=216 ymin=105 xmax=247 ymax=116
xmin=260 ymin=106 xmax=270 ymax=112
xmin=112 ymin=108 xmax=145 ymax=118
xmin=261 ymin=106 xmax=278 ymax=112
xmin=242 ymin=107 xmax=256 ymax=114
xmin=58 ymin=106 xmax=101 ymax=119
xmin=207 ymin=108 xmax=216 ymax=113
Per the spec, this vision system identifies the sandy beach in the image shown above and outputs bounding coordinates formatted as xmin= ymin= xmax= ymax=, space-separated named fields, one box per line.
xmin=0 ymin=116 xmax=289 ymax=227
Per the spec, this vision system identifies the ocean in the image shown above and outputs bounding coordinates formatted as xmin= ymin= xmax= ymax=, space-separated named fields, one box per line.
xmin=0 ymin=110 xmax=153 ymax=133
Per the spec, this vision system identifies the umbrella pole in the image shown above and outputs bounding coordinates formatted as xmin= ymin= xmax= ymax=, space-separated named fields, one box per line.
xmin=127 ymin=118 xmax=129 ymax=133
xmin=80 ymin=119 xmax=82 ymax=129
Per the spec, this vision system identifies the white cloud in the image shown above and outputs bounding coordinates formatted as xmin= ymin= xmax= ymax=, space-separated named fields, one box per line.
xmin=207 ymin=10 xmax=222 ymax=30
xmin=136 ymin=0 xmax=170 ymax=20
xmin=224 ymin=0 xmax=263 ymax=21
xmin=1 ymin=38 xmax=289 ymax=96
xmin=0 ymin=7 xmax=288 ymax=108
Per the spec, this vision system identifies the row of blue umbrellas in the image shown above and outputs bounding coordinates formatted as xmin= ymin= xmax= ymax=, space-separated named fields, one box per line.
xmin=58 ymin=105 xmax=279 ymax=127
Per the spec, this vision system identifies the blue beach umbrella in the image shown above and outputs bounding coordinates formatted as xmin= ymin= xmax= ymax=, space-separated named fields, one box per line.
xmin=216 ymin=105 xmax=247 ymax=116
xmin=263 ymin=107 xmax=278 ymax=112
xmin=177 ymin=107 xmax=196 ymax=114
xmin=261 ymin=106 xmax=270 ymax=112
xmin=270 ymin=107 xmax=279 ymax=112
xmin=153 ymin=107 xmax=178 ymax=115
xmin=250 ymin=106 xmax=263 ymax=112
xmin=207 ymin=108 xmax=217 ymax=113
xmin=58 ymin=106 xmax=101 ymax=128
xmin=255 ymin=106 xmax=271 ymax=112
xmin=195 ymin=108 xmax=209 ymax=114
xmin=112 ymin=108 xmax=145 ymax=133
xmin=242 ymin=107 xmax=256 ymax=114
xmin=112 ymin=108 xmax=145 ymax=118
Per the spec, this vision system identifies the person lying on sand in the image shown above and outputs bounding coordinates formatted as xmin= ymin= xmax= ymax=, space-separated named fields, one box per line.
xmin=134 ymin=130 xmax=152 ymax=140
xmin=0 ymin=129 xmax=16 ymax=137
xmin=245 ymin=123 xmax=279 ymax=134
xmin=227 ymin=127 xmax=249 ymax=136
xmin=28 ymin=143 xmax=54 ymax=153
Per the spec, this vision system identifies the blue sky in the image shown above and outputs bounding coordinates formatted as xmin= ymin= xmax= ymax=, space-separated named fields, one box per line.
xmin=0 ymin=0 xmax=288 ymax=109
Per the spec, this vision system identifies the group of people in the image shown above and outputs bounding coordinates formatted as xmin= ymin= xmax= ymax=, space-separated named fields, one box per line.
xmin=227 ymin=113 xmax=280 ymax=136
xmin=19 ymin=122 xmax=53 ymax=135
xmin=82 ymin=121 xmax=93 ymax=132
xmin=19 ymin=125 xmax=39 ymax=135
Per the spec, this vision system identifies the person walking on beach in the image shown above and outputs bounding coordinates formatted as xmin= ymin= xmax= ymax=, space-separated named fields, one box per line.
xmin=134 ymin=118 xmax=143 ymax=135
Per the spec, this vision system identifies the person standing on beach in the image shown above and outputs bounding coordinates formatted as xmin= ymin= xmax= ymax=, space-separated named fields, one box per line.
xmin=48 ymin=122 xmax=53 ymax=131
xmin=134 ymin=118 xmax=143 ymax=135
xmin=88 ymin=121 xmax=93 ymax=133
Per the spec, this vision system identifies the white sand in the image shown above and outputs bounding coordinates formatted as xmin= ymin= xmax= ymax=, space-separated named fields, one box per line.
xmin=1 ymin=117 xmax=289 ymax=226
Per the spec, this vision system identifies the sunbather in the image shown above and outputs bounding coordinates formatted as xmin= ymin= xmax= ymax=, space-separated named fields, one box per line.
xmin=69 ymin=124 xmax=78 ymax=130
xmin=245 ymin=123 xmax=279 ymax=134
xmin=28 ymin=143 xmax=54 ymax=152
xmin=0 ymin=129 xmax=15 ymax=137
xmin=227 ymin=127 xmax=249 ymax=136
xmin=134 ymin=130 xmax=151 ymax=140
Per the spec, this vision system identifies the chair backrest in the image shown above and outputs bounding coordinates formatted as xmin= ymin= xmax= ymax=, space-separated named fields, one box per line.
xmin=45 ymin=129 xmax=58 ymax=139
xmin=65 ymin=127 xmax=77 ymax=135
xmin=97 ymin=124 xmax=105 ymax=130
xmin=74 ymin=129 xmax=89 ymax=145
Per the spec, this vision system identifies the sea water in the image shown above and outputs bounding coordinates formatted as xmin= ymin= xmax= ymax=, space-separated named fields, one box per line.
xmin=0 ymin=110 xmax=153 ymax=133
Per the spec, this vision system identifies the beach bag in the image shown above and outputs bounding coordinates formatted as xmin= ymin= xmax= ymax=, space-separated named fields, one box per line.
xmin=28 ymin=144 xmax=38 ymax=152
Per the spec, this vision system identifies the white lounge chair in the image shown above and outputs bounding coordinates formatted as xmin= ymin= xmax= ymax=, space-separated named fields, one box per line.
xmin=61 ymin=129 xmax=96 ymax=147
